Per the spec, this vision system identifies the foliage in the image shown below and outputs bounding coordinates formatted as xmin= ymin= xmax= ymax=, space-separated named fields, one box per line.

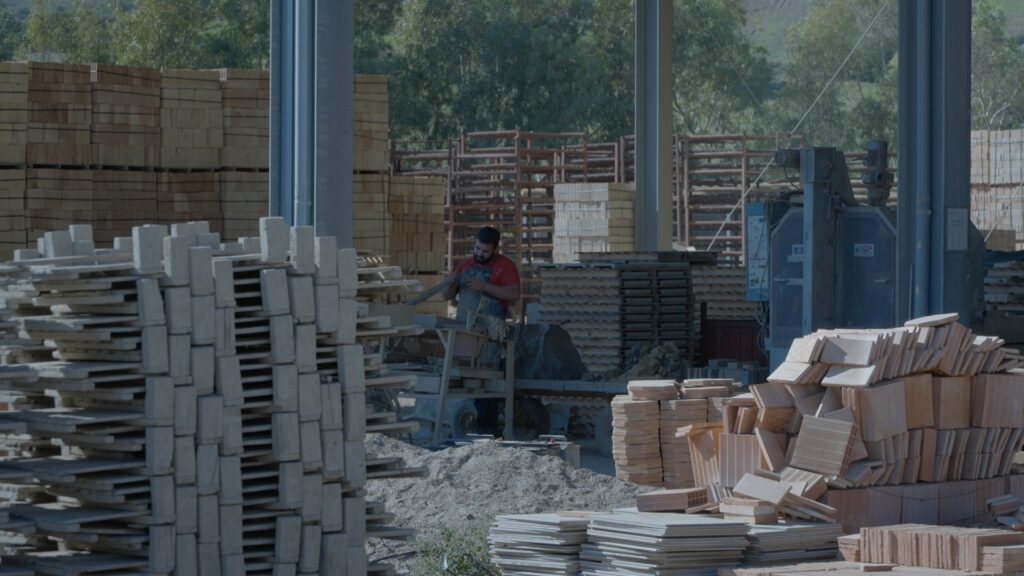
xmin=972 ymin=0 xmax=1024 ymax=130
xmin=0 ymin=4 xmax=25 ymax=61
xmin=411 ymin=523 xmax=501 ymax=576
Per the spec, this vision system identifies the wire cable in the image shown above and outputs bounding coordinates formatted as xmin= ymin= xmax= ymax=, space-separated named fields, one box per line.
xmin=705 ymin=0 xmax=893 ymax=253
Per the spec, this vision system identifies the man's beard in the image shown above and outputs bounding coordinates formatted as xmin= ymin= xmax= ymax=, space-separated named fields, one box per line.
xmin=475 ymin=254 xmax=493 ymax=265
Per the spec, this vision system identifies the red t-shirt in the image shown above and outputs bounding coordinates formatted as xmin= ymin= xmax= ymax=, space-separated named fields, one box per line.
xmin=455 ymin=253 xmax=521 ymax=315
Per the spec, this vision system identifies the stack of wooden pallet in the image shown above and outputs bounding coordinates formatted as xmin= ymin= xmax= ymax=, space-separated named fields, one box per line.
xmin=488 ymin=513 xmax=591 ymax=576
xmin=552 ymin=182 xmax=634 ymax=264
xmin=0 ymin=62 xmax=27 ymax=165
xmin=160 ymin=69 xmax=223 ymax=170
xmin=354 ymin=75 xmax=389 ymax=173
xmin=580 ymin=512 xmax=749 ymax=575
xmin=26 ymin=62 xmax=92 ymax=166
xmin=219 ymin=170 xmax=268 ymax=240
xmin=90 ymin=64 xmax=160 ymax=167
xmin=219 ymin=69 xmax=268 ymax=170
xmin=0 ymin=217 xmax=390 ymax=575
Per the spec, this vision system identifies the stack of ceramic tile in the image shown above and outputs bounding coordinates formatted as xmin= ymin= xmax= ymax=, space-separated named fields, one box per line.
xmin=387 ymin=175 xmax=446 ymax=274
xmin=0 ymin=217 xmax=373 ymax=575
xmin=552 ymin=183 xmax=634 ymax=264
xmin=0 ymin=62 xmax=28 ymax=165
xmin=160 ymin=69 xmax=222 ymax=169
xmin=219 ymin=69 xmax=268 ymax=170
xmin=23 ymin=168 xmax=92 ymax=243
xmin=985 ymin=260 xmax=1024 ymax=317
xmin=219 ymin=171 xmax=268 ymax=240
xmin=610 ymin=381 xmax=674 ymax=486
xmin=0 ymin=169 xmax=25 ymax=259
xmin=856 ymin=524 xmax=1024 ymax=573
xmin=353 ymin=75 xmax=388 ymax=173
xmin=691 ymin=264 xmax=759 ymax=321
xmin=26 ymin=62 xmax=92 ymax=166
xmin=90 ymin=170 xmax=159 ymax=243
xmin=90 ymin=64 xmax=160 ymax=167
xmin=488 ymin=513 xmax=591 ymax=576
xmin=580 ymin=512 xmax=749 ymax=575
xmin=538 ymin=264 xmax=622 ymax=373
xmin=157 ymin=171 xmax=220 ymax=231
xmin=743 ymin=521 xmax=844 ymax=564
xmin=660 ymin=397 xmax=708 ymax=488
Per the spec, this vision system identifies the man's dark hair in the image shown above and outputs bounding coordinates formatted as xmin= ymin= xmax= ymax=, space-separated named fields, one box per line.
xmin=477 ymin=226 xmax=500 ymax=247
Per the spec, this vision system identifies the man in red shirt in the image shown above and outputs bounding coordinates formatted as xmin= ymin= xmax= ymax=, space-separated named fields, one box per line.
xmin=443 ymin=226 xmax=521 ymax=320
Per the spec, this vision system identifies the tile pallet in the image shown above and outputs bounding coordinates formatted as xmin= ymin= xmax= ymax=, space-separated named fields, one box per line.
xmin=552 ymin=182 xmax=634 ymax=264
xmin=488 ymin=513 xmax=591 ymax=576
xmin=90 ymin=64 xmax=161 ymax=168
xmin=26 ymin=62 xmax=93 ymax=167
xmin=0 ymin=217 xmax=387 ymax=575
xmin=159 ymin=69 xmax=223 ymax=170
xmin=219 ymin=69 xmax=268 ymax=170
xmin=354 ymin=75 xmax=389 ymax=174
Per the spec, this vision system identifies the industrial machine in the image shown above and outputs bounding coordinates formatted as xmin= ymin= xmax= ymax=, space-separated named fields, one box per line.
xmin=746 ymin=141 xmax=984 ymax=369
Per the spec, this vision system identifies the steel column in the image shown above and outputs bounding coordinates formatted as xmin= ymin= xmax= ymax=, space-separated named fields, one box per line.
xmin=897 ymin=0 xmax=973 ymax=322
xmin=634 ymin=0 xmax=672 ymax=251
xmin=270 ymin=0 xmax=354 ymax=244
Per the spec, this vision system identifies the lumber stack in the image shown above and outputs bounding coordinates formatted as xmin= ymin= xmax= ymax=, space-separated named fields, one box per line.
xmin=26 ymin=62 xmax=92 ymax=166
xmin=488 ymin=513 xmax=591 ymax=576
xmin=219 ymin=170 xmax=268 ymax=240
xmin=160 ymin=69 xmax=223 ymax=170
xmin=90 ymin=64 xmax=160 ymax=167
xmin=552 ymin=183 xmax=634 ymax=264
xmin=0 ymin=62 xmax=27 ymax=165
xmin=0 ymin=217 xmax=376 ymax=575
xmin=580 ymin=512 xmax=749 ymax=575
xmin=219 ymin=69 xmax=268 ymax=170
xmin=611 ymin=379 xmax=733 ymax=487
xmin=353 ymin=75 xmax=388 ymax=173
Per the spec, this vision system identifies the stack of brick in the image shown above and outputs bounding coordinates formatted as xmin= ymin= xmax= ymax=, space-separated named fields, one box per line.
xmin=387 ymin=175 xmax=446 ymax=274
xmin=0 ymin=62 xmax=27 ymax=165
xmin=0 ymin=217 xmax=388 ymax=575
xmin=158 ymin=171 xmax=220 ymax=231
xmin=219 ymin=170 xmax=268 ymax=240
xmin=353 ymin=75 xmax=388 ymax=173
xmin=552 ymin=182 xmax=634 ymax=264
xmin=90 ymin=169 xmax=159 ymax=244
xmin=26 ymin=62 xmax=91 ymax=166
xmin=219 ymin=69 xmax=268 ymax=169
xmin=160 ymin=69 xmax=222 ymax=170
xmin=90 ymin=64 xmax=160 ymax=167
xmin=0 ymin=169 xmax=25 ymax=258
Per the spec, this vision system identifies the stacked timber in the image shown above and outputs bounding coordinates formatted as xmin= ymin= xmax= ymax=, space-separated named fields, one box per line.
xmin=0 ymin=217 xmax=385 ymax=575
xmin=579 ymin=512 xmax=749 ymax=575
xmin=90 ymin=64 xmax=160 ymax=167
xmin=219 ymin=69 xmax=268 ymax=170
xmin=552 ymin=183 xmax=634 ymax=264
xmin=354 ymin=75 xmax=388 ymax=173
xmin=26 ymin=62 xmax=92 ymax=166
xmin=159 ymin=69 xmax=222 ymax=170
xmin=488 ymin=513 xmax=591 ymax=576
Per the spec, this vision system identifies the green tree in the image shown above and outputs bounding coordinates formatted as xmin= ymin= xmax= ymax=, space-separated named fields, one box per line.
xmin=205 ymin=0 xmax=271 ymax=69
xmin=23 ymin=0 xmax=75 ymax=61
xmin=772 ymin=0 xmax=898 ymax=149
xmin=0 ymin=4 xmax=26 ymax=61
xmin=110 ymin=0 xmax=209 ymax=68
xmin=972 ymin=0 xmax=1024 ymax=130
xmin=67 ymin=0 xmax=115 ymax=64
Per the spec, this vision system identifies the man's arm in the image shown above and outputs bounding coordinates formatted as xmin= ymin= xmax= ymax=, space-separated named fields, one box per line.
xmin=441 ymin=272 xmax=460 ymax=301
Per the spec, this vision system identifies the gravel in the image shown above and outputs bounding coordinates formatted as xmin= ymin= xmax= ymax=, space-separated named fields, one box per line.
xmin=364 ymin=434 xmax=651 ymax=574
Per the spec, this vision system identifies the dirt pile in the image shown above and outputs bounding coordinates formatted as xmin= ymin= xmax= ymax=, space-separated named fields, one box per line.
xmin=364 ymin=434 xmax=650 ymax=573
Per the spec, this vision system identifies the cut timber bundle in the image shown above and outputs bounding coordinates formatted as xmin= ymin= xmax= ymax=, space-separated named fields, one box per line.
xmin=26 ymin=62 xmax=92 ymax=166
xmin=579 ymin=512 xmax=749 ymax=576
xmin=552 ymin=183 xmax=634 ymax=264
xmin=354 ymin=75 xmax=388 ymax=173
xmin=160 ymin=69 xmax=223 ymax=169
xmin=90 ymin=64 xmax=160 ymax=167
xmin=611 ymin=378 xmax=733 ymax=487
xmin=488 ymin=513 xmax=591 ymax=576
xmin=0 ymin=217 xmax=392 ymax=575
xmin=219 ymin=69 xmax=268 ymax=170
